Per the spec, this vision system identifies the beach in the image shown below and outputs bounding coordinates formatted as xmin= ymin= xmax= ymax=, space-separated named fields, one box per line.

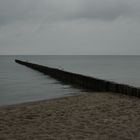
xmin=0 ymin=92 xmax=140 ymax=140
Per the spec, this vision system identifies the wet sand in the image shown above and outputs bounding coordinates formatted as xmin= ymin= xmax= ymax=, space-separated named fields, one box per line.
xmin=0 ymin=92 xmax=140 ymax=140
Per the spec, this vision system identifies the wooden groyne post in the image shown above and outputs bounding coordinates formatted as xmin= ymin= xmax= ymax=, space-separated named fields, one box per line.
xmin=15 ymin=59 xmax=140 ymax=98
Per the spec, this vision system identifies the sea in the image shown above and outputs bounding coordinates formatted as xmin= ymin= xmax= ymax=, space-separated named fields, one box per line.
xmin=0 ymin=55 xmax=140 ymax=106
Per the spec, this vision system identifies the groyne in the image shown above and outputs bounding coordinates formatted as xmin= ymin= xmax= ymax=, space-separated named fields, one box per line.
xmin=15 ymin=59 xmax=140 ymax=97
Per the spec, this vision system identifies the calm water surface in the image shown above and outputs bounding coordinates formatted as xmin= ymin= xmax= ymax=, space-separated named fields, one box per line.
xmin=0 ymin=55 xmax=140 ymax=105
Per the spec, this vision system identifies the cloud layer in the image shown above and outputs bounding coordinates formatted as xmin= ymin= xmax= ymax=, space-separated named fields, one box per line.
xmin=1 ymin=0 xmax=140 ymax=25
xmin=0 ymin=0 xmax=140 ymax=54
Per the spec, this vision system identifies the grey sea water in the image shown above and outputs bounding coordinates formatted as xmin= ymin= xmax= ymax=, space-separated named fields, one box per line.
xmin=0 ymin=55 xmax=140 ymax=106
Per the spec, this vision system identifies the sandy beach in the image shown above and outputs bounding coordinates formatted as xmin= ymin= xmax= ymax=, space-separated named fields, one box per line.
xmin=0 ymin=92 xmax=140 ymax=140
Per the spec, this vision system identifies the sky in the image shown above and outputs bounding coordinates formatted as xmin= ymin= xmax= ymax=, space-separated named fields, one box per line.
xmin=0 ymin=0 xmax=140 ymax=55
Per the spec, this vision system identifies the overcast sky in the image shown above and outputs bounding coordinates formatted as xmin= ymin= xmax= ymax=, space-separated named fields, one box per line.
xmin=0 ymin=0 xmax=140 ymax=55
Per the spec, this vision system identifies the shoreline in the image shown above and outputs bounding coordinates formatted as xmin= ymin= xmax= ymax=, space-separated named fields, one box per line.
xmin=0 ymin=92 xmax=140 ymax=139
xmin=0 ymin=93 xmax=82 ymax=109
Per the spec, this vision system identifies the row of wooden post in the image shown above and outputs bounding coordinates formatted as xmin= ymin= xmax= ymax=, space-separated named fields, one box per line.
xmin=15 ymin=59 xmax=140 ymax=98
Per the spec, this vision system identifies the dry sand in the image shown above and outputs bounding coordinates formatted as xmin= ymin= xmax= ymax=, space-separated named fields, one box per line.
xmin=0 ymin=92 xmax=140 ymax=140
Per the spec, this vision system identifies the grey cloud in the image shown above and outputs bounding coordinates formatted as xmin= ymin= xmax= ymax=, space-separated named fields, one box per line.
xmin=0 ymin=0 xmax=140 ymax=26
xmin=0 ymin=0 xmax=140 ymax=55
xmin=77 ymin=0 xmax=130 ymax=20
xmin=68 ymin=0 xmax=140 ymax=21
xmin=0 ymin=0 xmax=52 ymax=25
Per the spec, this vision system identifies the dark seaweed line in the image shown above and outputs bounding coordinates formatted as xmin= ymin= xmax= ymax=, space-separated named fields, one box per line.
xmin=15 ymin=59 xmax=140 ymax=98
